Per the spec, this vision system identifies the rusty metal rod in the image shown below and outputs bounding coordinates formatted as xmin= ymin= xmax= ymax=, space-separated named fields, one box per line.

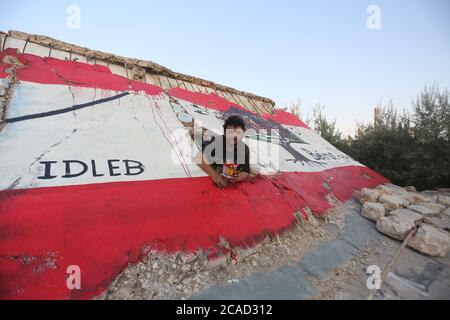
xmin=366 ymin=225 xmax=418 ymax=300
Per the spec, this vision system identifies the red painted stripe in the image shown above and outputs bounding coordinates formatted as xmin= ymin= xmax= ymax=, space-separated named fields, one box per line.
xmin=0 ymin=166 xmax=388 ymax=300
xmin=167 ymin=86 xmax=309 ymax=128
xmin=0 ymin=51 xmax=10 ymax=78
xmin=1 ymin=49 xmax=309 ymax=128
xmin=261 ymin=110 xmax=310 ymax=128
xmin=168 ymin=87 xmax=249 ymax=112
xmin=0 ymin=48 xmax=163 ymax=96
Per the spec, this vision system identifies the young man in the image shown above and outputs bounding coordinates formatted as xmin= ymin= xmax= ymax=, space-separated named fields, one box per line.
xmin=196 ymin=115 xmax=250 ymax=188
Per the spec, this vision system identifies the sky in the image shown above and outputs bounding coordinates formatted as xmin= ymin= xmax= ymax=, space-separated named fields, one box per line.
xmin=1 ymin=0 xmax=449 ymax=135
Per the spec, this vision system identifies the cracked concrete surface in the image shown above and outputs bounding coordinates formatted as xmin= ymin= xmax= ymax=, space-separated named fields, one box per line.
xmin=191 ymin=199 xmax=450 ymax=300
xmin=98 ymin=198 xmax=450 ymax=300
xmin=98 ymin=200 xmax=338 ymax=300
xmin=5 ymin=128 xmax=77 ymax=190
xmin=0 ymin=38 xmax=439 ymax=300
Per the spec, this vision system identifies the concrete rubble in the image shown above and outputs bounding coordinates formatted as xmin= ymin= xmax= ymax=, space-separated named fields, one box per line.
xmin=361 ymin=202 xmax=385 ymax=222
xmin=423 ymin=214 xmax=450 ymax=232
xmin=359 ymin=183 xmax=450 ymax=257
xmin=409 ymin=225 xmax=450 ymax=257
xmin=417 ymin=202 xmax=446 ymax=213
xmin=407 ymin=204 xmax=440 ymax=216
xmin=378 ymin=194 xmax=410 ymax=213
xmin=97 ymin=205 xmax=340 ymax=300
xmin=97 ymin=189 xmax=449 ymax=300
xmin=437 ymin=195 xmax=450 ymax=207
xmin=360 ymin=188 xmax=380 ymax=203
xmin=444 ymin=207 xmax=450 ymax=216
xmin=376 ymin=209 xmax=423 ymax=240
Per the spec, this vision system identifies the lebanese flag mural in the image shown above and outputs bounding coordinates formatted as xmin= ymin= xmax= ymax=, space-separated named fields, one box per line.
xmin=0 ymin=48 xmax=388 ymax=299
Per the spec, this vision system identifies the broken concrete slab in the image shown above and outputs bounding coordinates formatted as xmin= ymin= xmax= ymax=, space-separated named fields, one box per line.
xmin=382 ymin=244 xmax=450 ymax=299
xmin=340 ymin=209 xmax=384 ymax=249
xmin=360 ymin=188 xmax=380 ymax=204
xmin=403 ymin=192 xmax=431 ymax=205
xmin=191 ymin=199 xmax=450 ymax=300
xmin=408 ymin=204 xmax=440 ymax=216
xmin=206 ymin=255 xmax=228 ymax=269
xmin=379 ymin=194 xmax=409 ymax=213
xmin=421 ymin=190 xmax=440 ymax=195
xmin=437 ymin=195 xmax=450 ymax=207
xmin=376 ymin=184 xmax=409 ymax=196
xmin=423 ymin=214 xmax=450 ymax=232
xmin=408 ymin=225 xmax=450 ymax=257
xmin=376 ymin=209 xmax=423 ymax=240
xmin=191 ymin=265 xmax=317 ymax=300
xmin=299 ymin=239 xmax=359 ymax=279
xmin=376 ymin=184 xmax=394 ymax=196
xmin=387 ymin=184 xmax=410 ymax=195
xmin=361 ymin=202 xmax=385 ymax=222
xmin=443 ymin=207 xmax=450 ymax=217
xmin=420 ymin=191 xmax=439 ymax=202
xmin=385 ymin=272 xmax=430 ymax=299
xmin=416 ymin=202 xmax=445 ymax=214
xmin=404 ymin=186 xmax=417 ymax=192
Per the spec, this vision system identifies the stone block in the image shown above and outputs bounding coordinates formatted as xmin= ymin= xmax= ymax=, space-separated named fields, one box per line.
xmin=359 ymin=188 xmax=380 ymax=204
xmin=408 ymin=225 xmax=450 ymax=257
xmin=376 ymin=209 xmax=423 ymax=240
xmin=379 ymin=194 xmax=409 ymax=213
xmin=361 ymin=202 xmax=385 ymax=222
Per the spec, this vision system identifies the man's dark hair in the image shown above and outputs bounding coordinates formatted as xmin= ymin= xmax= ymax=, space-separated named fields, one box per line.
xmin=223 ymin=115 xmax=246 ymax=131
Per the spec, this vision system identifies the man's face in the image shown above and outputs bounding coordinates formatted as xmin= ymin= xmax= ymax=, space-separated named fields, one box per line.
xmin=225 ymin=126 xmax=245 ymax=145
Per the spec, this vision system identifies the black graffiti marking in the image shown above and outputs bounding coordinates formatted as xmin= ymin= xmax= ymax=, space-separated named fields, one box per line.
xmin=37 ymin=159 xmax=145 ymax=179
xmin=168 ymin=98 xmax=328 ymax=166
xmin=62 ymin=160 xmax=88 ymax=178
xmin=5 ymin=92 xmax=130 ymax=123
xmin=108 ymin=159 xmax=121 ymax=176
xmin=123 ymin=159 xmax=145 ymax=176
xmin=222 ymin=107 xmax=325 ymax=166
xmin=91 ymin=159 xmax=104 ymax=177
xmin=301 ymin=148 xmax=352 ymax=161
xmin=38 ymin=161 xmax=58 ymax=179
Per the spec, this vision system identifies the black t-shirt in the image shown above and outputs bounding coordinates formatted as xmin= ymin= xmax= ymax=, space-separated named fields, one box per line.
xmin=202 ymin=135 xmax=250 ymax=178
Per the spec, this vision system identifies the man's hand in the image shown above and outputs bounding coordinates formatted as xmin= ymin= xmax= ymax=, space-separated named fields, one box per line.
xmin=196 ymin=151 xmax=228 ymax=189
xmin=212 ymin=172 xmax=228 ymax=189
xmin=235 ymin=172 xmax=249 ymax=182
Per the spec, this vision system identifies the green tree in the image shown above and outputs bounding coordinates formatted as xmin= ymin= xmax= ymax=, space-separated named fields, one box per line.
xmin=310 ymin=103 xmax=349 ymax=151
xmin=298 ymin=84 xmax=450 ymax=190
xmin=349 ymin=103 xmax=415 ymax=186
xmin=409 ymin=84 xmax=450 ymax=189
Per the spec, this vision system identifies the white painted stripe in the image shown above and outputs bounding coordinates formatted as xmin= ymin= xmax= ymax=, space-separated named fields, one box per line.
xmin=0 ymin=82 xmax=364 ymax=190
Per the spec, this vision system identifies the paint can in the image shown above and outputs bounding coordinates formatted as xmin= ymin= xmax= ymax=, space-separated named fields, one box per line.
xmin=222 ymin=163 xmax=239 ymax=180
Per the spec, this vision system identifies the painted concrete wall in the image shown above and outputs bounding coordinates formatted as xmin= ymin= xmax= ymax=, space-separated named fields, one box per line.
xmin=0 ymin=39 xmax=388 ymax=299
